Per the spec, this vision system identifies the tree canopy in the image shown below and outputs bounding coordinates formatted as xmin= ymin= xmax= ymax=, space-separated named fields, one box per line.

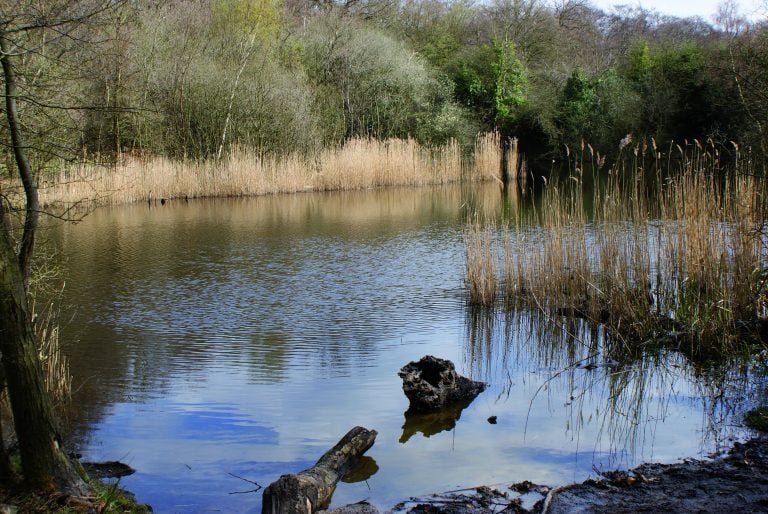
xmin=0 ymin=0 xmax=762 ymax=169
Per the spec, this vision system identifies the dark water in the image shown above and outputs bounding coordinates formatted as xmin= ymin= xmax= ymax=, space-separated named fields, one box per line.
xmin=47 ymin=184 xmax=755 ymax=513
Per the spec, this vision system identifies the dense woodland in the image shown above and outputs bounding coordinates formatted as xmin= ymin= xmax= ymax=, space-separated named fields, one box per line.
xmin=2 ymin=0 xmax=767 ymax=171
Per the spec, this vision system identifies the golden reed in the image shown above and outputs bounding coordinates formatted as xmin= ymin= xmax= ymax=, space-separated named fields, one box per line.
xmin=7 ymin=135 xmax=503 ymax=208
xmin=465 ymin=140 xmax=768 ymax=355
xmin=474 ymin=131 xmax=518 ymax=184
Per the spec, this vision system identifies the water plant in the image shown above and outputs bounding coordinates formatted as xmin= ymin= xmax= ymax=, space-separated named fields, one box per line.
xmin=465 ymin=215 xmax=498 ymax=306
xmin=464 ymin=140 xmax=768 ymax=358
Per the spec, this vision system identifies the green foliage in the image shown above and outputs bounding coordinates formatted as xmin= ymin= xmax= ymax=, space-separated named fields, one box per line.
xmin=13 ymin=0 xmax=764 ymax=164
xmin=386 ymin=0 xmax=474 ymax=70
xmin=732 ymin=27 xmax=768 ymax=158
xmin=555 ymin=68 xmax=641 ymax=151
xmin=451 ymin=45 xmax=496 ymax=119
xmin=448 ymin=41 xmax=528 ymax=135
xmin=656 ymin=42 xmax=705 ymax=80
xmin=557 ymin=69 xmax=595 ymax=146
xmin=0 ymin=15 xmax=97 ymax=170
xmin=613 ymin=40 xmax=740 ymax=144
xmin=651 ymin=43 xmax=736 ymax=141
xmin=131 ymin=2 xmax=317 ymax=158
xmin=626 ymin=40 xmax=653 ymax=83
xmin=302 ymin=17 xmax=469 ymax=145
xmin=493 ymin=40 xmax=527 ymax=125
xmin=590 ymin=70 xmax=642 ymax=150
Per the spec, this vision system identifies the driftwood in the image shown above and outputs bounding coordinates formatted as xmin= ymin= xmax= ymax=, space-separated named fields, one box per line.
xmin=398 ymin=355 xmax=486 ymax=413
xmin=262 ymin=426 xmax=377 ymax=514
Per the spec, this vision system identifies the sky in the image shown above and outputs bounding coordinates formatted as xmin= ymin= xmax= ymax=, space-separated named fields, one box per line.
xmin=589 ymin=0 xmax=765 ymax=22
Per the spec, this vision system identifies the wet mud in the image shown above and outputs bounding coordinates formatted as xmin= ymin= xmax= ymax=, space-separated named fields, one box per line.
xmin=390 ymin=438 xmax=768 ymax=513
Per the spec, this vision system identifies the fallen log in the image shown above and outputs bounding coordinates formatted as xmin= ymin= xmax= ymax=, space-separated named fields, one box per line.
xmin=262 ymin=426 xmax=377 ymax=514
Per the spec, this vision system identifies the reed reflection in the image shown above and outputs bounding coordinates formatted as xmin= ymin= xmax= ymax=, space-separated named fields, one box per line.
xmin=463 ymin=305 xmax=761 ymax=468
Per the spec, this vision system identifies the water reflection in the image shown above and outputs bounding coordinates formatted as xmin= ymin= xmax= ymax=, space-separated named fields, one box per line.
xmin=400 ymin=397 xmax=476 ymax=443
xmin=43 ymin=183 xmax=765 ymax=512
xmin=342 ymin=456 xmax=379 ymax=483
xmin=463 ymin=306 xmax=761 ymax=470
xmin=54 ymin=186 xmax=478 ymax=419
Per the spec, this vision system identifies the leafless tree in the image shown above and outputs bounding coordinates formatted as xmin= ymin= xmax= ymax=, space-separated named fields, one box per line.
xmin=0 ymin=0 xmax=123 ymax=495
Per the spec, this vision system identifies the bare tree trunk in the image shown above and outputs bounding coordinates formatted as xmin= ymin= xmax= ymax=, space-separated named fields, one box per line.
xmin=0 ymin=418 xmax=15 ymax=483
xmin=0 ymin=371 xmax=16 ymax=483
xmin=0 ymin=214 xmax=88 ymax=494
xmin=217 ymin=34 xmax=257 ymax=160
xmin=1 ymin=35 xmax=37 ymax=290
xmin=500 ymin=135 xmax=510 ymax=187
xmin=0 ymin=31 xmax=90 ymax=497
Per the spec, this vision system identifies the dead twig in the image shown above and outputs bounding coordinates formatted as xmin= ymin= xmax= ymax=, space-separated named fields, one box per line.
xmin=227 ymin=472 xmax=262 ymax=495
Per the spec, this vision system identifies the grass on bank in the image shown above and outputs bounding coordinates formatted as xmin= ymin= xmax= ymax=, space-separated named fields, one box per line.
xmin=0 ymin=476 xmax=152 ymax=514
xmin=465 ymin=140 xmax=768 ymax=357
xmin=2 ymin=134 xmax=507 ymax=209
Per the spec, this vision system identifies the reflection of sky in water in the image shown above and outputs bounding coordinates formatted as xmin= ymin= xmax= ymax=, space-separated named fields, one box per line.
xmin=53 ymin=186 xmax=757 ymax=513
xmin=86 ymin=344 xmax=741 ymax=513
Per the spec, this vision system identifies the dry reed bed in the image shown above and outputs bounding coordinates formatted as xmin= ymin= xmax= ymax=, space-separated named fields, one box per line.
xmin=9 ymin=135 xmax=502 ymax=208
xmin=32 ymin=299 xmax=71 ymax=407
xmin=466 ymin=141 xmax=768 ymax=355
xmin=474 ymin=131 xmax=519 ymax=184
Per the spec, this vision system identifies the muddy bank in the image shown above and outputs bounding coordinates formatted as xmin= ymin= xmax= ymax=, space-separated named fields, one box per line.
xmin=543 ymin=437 xmax=768 ymax=513
xmin=390 ymin=437 xmax=768 ymax=513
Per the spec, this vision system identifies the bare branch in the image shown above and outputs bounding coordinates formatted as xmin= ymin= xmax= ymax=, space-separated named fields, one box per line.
xmin=3 ymin=1 xmax=127 ymax=36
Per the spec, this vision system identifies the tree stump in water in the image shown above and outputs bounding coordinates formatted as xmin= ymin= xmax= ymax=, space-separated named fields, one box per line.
xmin=262 ymin=426 xmax=377 ymax=514
xmin=398 ymin=355 xmax=486 ymax=413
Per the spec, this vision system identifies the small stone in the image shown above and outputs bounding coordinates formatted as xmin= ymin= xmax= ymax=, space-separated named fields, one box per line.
xmin=488 ymin=416 xmax=498 ymax=424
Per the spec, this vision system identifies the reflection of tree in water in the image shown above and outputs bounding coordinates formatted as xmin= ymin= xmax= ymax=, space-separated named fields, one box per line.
xmin=54 ymin=186 xmax=476 ymax=448
xmin=462 ymin=306 xmax=764 ymax=467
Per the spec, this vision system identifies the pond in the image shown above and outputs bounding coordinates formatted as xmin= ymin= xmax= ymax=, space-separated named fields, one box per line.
xmin=47 ymin=183 xmax=757 ymax=513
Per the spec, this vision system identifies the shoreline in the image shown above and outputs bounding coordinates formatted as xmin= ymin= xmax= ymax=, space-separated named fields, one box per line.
xmin=362 ymin=436 xmax=768 ymax=513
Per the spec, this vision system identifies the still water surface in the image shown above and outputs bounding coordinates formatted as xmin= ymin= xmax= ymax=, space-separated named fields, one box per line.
xmin=49 ymin=184 xmax=755 ymax=513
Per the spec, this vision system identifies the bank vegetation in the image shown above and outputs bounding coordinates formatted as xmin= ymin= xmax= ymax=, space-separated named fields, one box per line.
xmin=27 ymin=133 xmax=511 ymax=208
xmin=0 ymin=0 xmax=765 ymax=510
xmin=1 ymin=0 xmax=767 ymax=198
xmin=465 ymin=140 xmax=768 ymax=358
